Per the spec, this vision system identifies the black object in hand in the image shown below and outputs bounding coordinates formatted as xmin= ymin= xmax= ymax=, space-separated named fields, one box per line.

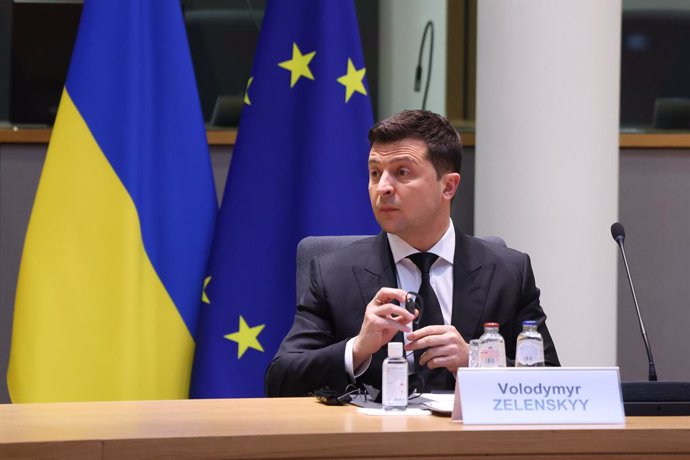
xmin=405 ymin=291 xmax=424 ymax=326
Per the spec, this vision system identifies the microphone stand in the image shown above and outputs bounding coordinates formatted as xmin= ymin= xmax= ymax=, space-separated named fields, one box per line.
xmin=614 ymin=238 xmax=657 ymax=382
xmin=414 ymin=21 xmax=434 ymax=110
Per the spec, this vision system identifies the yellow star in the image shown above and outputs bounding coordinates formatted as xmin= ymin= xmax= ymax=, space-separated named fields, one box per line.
xmin=224 ymin=316 xmax=265 ymax=359
xmin=278 ymin=43 xmax=316 ymax=88
xmin=201 ymin=276 xmax=211 ymax=304
xmin=244 ymin=77 xmax=253 ymax=105
xmin=337 ymin=58 xmax=367 ymax=102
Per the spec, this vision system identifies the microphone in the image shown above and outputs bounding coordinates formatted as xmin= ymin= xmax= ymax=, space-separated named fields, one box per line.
xmin=611 ymin=222 xmax=690 ymax=415
xmin=610 ymin=222 xmax=657 ymax=382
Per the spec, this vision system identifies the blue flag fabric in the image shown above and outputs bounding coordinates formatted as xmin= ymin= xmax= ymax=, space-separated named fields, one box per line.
xmin=8 ymin=0 xmax=217 ymax=402
xmin=190 ymin=0 xmax=379 ymax=398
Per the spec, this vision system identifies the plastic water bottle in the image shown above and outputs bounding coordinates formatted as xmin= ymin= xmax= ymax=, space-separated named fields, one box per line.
xmin=477 ymin=322 xmax=506 ymax=367
xmin=516 ymin=320 xmax=545 ymax=367
xmin=382 ymin=342 xmax=408 ymax=410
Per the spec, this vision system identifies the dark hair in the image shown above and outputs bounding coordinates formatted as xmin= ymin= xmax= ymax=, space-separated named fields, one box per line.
xmin=368 ymin=110 xmax=462 ymax=176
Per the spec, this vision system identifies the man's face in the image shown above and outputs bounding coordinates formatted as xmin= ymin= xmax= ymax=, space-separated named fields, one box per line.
xmin=368 ymin=139 xmax=459 ymax=248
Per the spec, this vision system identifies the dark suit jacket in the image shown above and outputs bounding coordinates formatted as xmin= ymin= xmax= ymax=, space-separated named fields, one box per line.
xmin=265 ymin=228 xmax=560 ymax=397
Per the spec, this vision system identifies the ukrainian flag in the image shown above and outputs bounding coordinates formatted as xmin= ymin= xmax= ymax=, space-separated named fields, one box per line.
xmin=7 ymin=0 xmax=217 ymax=402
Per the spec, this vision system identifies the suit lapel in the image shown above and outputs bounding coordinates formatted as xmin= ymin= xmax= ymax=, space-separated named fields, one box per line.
xmin=451 ymin=230 xmax=496 ymax=341
xmin=353 ymin=232 xmax=398 ymax=303
xmin=351 ymin=232 xmax=406 ymax=363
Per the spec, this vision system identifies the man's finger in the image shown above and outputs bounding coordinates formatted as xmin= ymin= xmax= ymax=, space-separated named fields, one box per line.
xmin=406 ymin=324 xmax=447 ymax=341
xmin=373 ymin=303 xmax=415 ymax=322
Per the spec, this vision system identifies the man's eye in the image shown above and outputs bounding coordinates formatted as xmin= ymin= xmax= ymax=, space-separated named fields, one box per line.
xmin=397 ymin=168 xmax=410 ymax=177
xmin=369 ymin=170 xmax=380 ymax=179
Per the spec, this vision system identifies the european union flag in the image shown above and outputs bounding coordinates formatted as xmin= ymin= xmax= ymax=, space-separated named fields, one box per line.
xmin=190 ymin=0 xmax=378 ymax=398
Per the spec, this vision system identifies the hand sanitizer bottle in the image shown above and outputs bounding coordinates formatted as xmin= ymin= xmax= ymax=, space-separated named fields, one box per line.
xmin=382 ymin=342 xmax=408 ymax=410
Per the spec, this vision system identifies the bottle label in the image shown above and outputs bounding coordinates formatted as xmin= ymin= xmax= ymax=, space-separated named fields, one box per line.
xmin=478 ymin=343 xmax=506 ymax=367
xmin=516 ymin=340 xmax=545 ymax=367
xmin=382 ymin=362 xmax=408 ymax=409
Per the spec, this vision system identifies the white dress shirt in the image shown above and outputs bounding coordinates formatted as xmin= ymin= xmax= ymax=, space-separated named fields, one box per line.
xmin=345 ymin=220 xmax=456 ymax=379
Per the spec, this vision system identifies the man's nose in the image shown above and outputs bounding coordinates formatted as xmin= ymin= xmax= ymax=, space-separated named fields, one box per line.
xmin=376 ymin=171 xmax=394 ymax=195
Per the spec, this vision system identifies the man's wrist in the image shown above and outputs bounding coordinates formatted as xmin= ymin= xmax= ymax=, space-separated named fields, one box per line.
xmin=345 ymin=337 xmax=372 ymax=379
xmin=352 ymin=336 xmax=368 ymax=370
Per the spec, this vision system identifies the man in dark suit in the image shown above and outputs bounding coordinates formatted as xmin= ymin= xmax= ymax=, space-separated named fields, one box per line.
xmin=265 ymin=110 xmax=559 ymax=397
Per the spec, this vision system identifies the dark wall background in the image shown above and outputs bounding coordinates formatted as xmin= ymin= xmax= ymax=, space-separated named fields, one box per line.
xmin=620 ymin=10 xmax=690 ymax=129
xmin=0 ymin=1 xmax=11 ymax=122
xmin=3 ymin=0 xmax=380 ymax=127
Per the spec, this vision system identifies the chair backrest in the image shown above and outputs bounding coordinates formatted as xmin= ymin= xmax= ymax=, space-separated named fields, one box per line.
xmin=295 ymin=234 xmax=506 ymax=303
xmin=296 ymin=235 xmax=370 ymax=303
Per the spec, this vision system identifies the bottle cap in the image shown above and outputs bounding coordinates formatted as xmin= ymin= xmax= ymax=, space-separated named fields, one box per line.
xmin=522 ymin=320 xmax=538 ymax=327
xmin=387 ymin=341 xmax=403 ymax=357
xmin=483 ymin=322 xmax=499 ymax=328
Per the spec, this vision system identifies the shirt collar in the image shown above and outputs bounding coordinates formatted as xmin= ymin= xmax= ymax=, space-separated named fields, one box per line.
xmin=387 ymin=219 xmax=455 ymax=265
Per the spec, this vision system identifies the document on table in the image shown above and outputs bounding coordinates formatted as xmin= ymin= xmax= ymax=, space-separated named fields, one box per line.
xmin=353 ymin=393 xmax=454 ymax=416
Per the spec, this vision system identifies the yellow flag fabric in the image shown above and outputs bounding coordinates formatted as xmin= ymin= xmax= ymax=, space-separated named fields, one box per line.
xmin=7 ymin=1 xmax=216 ymax=402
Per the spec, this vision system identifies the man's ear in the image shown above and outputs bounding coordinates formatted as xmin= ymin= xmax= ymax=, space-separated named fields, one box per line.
xmin=442 ymin=172 xmax=461 ymax=199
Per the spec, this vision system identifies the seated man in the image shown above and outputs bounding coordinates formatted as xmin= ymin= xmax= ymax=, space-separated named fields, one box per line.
xmin=265 ymin=110 xmax=559 ymax=397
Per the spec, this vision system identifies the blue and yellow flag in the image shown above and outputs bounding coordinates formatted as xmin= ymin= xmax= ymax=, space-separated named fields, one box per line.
xmin=190 ymin=0 xmax=378 ymax=398
xmin=7 ymin=1 xmax=217 ymax=402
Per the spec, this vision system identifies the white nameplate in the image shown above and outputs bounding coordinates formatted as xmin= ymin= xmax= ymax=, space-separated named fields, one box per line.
xmin=453 ymin=367 xmax=625 ymax=425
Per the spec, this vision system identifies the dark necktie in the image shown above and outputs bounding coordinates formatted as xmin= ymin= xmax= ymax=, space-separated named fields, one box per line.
xmin=406 ymin=252 xmax=446 ymax=392
xmin=407 ymin=252 xmax=443 ymax=329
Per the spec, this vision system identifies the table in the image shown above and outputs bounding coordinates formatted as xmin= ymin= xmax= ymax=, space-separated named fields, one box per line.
xmin=1 ymin=397 xmax=690 ymax=459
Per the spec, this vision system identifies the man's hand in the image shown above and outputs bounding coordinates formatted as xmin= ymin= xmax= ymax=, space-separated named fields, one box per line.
xmin=352 ymin=288 xmax=415 ymax=370
xmin=405 ymin=325 xmax=469 ymax=373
